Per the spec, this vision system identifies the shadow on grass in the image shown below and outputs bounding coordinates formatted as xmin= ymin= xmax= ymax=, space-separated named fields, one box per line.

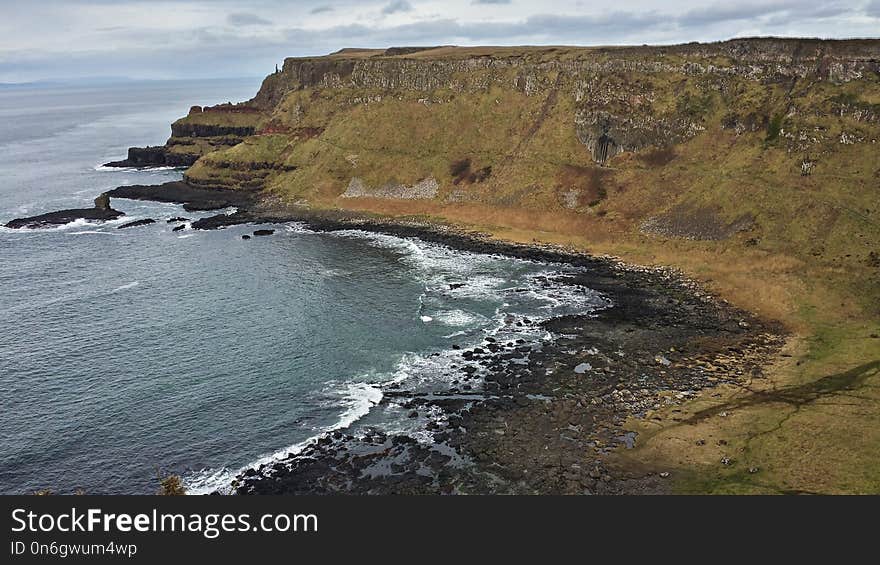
xmin=686 ymin=359 xmax=880 ymax=423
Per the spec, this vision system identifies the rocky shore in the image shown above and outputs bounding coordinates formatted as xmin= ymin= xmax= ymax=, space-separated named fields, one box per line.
xmin=223 ymin=217 xmax=782 ymax=494
xmin=9 ymin=181 xmax=783 ymax=493
xmin=106 ymin=181 xmax=256 ymax=211
xmin=147 ymin=190 xmax=782 ymax=495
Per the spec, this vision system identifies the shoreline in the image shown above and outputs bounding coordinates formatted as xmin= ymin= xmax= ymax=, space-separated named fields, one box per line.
xmin=7 ymin=181 xmax=786 ymax=494
xmin=157 ymin=184 xmax=785 ymax=494
xmin=228 ymin=218 xmax=783 ymax=494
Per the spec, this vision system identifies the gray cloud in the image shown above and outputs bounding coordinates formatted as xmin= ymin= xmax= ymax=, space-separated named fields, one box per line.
xmin=0 ymin=0 xmax=877 ymax=83
xmin=473 ymin=0 xmax=512 ymax=4
xmin=679 ymin=1 xmax=852 ymax=27
xmin=678 ymin=1 xmax=800 ymax=26
xmin=227 ymin=12 xmax=272 ymax=26
xmin=382 ymin=1 xmax=413 ymax=15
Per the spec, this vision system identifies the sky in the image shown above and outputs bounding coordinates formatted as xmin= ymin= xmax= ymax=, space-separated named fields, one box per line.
xmin=1 ymin=0 xmax=878 ymax=83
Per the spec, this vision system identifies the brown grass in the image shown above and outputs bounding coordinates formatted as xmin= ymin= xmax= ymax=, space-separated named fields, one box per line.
xmin=637 ymin=145 xmax=677 ymax=167
xmin=555 ymin=164 xmax=608 ymax=208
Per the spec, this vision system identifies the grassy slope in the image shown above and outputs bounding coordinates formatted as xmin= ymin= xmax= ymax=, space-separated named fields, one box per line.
xmin=184 ymin=46 xmax=880 ymax=493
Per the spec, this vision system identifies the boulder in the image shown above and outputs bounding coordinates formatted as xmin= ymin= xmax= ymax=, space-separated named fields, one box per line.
xmin=117 ymin=218 xmax=156 ymax=229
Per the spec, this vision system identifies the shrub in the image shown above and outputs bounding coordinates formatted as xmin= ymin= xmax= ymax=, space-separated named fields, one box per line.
xmin=765 ymin=113 xmax=785 ymax=143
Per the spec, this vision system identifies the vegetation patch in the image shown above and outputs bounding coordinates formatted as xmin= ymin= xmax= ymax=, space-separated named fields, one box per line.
xmin=450 ymin=158 xmax=492 ymax=185
xmin=765 ymin=113 xmax=785 ymax=143
xmin=637 ymin=145 xmax=677 ymax=167
xmin=555 ymin=164 xmax=608 ymax=209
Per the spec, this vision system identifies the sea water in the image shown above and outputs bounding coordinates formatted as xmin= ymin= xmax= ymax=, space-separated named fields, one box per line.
xmin=0 ymin=80 xmax=606 ymax=494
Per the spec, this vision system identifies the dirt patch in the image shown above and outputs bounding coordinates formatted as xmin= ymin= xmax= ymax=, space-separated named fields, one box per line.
xmin=641 ymin=203 xmax=754 ymax=241
xmin=556 ymin=165 xmax=609 ymax=209
xmin=637 ymin=146 xmax=677 ymax=167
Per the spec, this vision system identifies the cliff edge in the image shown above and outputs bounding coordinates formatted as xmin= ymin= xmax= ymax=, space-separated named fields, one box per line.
xmin=116 ymin=38 xmax=880 ymax=493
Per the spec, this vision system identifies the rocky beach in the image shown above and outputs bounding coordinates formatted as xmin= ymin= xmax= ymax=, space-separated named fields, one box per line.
xmin=6 ymin=182 xmax=783 ymax=494
xmin=228 ymin=219 xmax=784 ymax=495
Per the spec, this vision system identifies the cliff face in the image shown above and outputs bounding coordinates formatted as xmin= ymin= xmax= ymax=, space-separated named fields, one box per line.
xmin=156 ymin=39 xmax=880 ymax=297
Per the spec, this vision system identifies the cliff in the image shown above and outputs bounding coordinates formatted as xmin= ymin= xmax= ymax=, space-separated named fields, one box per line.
xmin=110 ymin=38 xmax=880 ymax=494
xmin=176 ymin=40 xmax=877 ymax=289
xmin=134 ymin=38 xmax=879 ymax=303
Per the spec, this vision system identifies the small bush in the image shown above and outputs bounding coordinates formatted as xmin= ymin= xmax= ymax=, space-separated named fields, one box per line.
xmin=765 ymin=113 xmax=785 ymax=143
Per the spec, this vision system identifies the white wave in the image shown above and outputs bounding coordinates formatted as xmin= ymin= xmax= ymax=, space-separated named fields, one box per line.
xmin=419 ymin=315 xmax=433 ymax=322
xmin=185 ymin=382 xmax=382 ymax=495
xmin=320 ymin=268 xmax=352 ymax=278
xmin=329 ymin=229 xmax=608 ymax=316
xmin=442 ymin=330 xmax=468 ymax=339
xmin=93 ymin=164 xmax=181 ymax=172
xmin=432 ymin=309 xmax=486 ymax=327
xmin=111 ymin=281 xmax=139 ymax=293
xmin=68 ymin=230 xmax=117 ymax=236
xmin=284 ymin=222 xmax=316 ymax=234
xmin=176 ymin=234 xmax=195 ymax=239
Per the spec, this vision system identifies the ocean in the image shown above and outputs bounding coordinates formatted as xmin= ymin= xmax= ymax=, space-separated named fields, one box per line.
xmin=0 ymin=79 xmax=606 ymax=494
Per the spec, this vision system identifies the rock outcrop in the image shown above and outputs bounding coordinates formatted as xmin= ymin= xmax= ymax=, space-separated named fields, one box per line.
xmin=5 ymin=193 xmax=124 ymax=229
xmin=103 ymin=103 xmax=261 ymax=169
xmin=106 ymin=181 xmax=255 ymax=211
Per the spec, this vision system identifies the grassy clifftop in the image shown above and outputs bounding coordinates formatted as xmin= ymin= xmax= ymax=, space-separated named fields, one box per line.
xmin=176 ymin=38 xmax=880 ymax=493
xmin=182 ymin=39 xmax=879 ymax=294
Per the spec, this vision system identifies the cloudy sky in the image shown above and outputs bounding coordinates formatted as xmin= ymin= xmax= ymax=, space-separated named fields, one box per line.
xmin=1 ymin=0 xmax=878 ymax=82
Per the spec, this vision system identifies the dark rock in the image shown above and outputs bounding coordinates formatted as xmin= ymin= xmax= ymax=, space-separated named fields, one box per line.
xmin=117 ymin=218 xmax=156 ymax=229
xmin=172 ymin=224 xmax=187 ymax=232
xmin=253 ymin=229 xmax=275 ymax=236
xmin=171 ymin=122 xmax=255 ymax=138
xmin=107 ymin=181 xmax=254 ymax=211
xmin=103 ymin=146 xmax=169 ymax=168
xmin=167 ymin=217 xmax=189 ymax=223
xmin=5 ymin=202 xmax=124 ymax=229
xmin=183 ymin=201 xmax=230 ymax=212
xmin=191 ymin=211 xmax=252 ymax=230
xmin=242 ymin=234 xmax=251 ymax=240
xmin=94 ymin=193 xmax=111 ymax=210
